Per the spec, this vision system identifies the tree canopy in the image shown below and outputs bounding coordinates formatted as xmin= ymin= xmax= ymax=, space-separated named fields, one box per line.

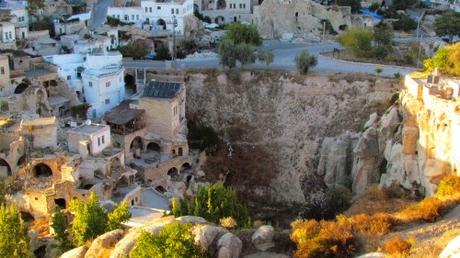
xmin=26 ymin=0 xmax=44 ymax=16
xmin=0 ymin=205 xmax=32 ymax=258
xmin=258 ymin=49 xmax=274 ymax=67
xmin=130 ymin=222 xmax=207 ymax=258
xmin=295 ymin=50 xmax=318 ymax=75
xmin=51 ymin=207 xmax=73 ymax=252
xmin=172 ymin=183 xmax=249 ymax=227
xmin=424 ymin=43 xmax=460 ymax=76
xmin=107 ymin=201 xmax=131 ymax=231
xmin=217 ymin=39 xmax=256 ymax=68
xmin=338 ymin=28 xmax=374 ymax=57
xmin=223 ymin=23 xmax=262 ymax=46
xmin=119 ymin=41 xmax=149 ymax=59
xmin=434 ymin=11 xmax=460 ymax=43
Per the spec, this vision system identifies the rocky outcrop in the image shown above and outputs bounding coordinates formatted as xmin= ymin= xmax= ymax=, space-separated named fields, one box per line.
xmin=60 ymin=246 xmax=88 ymax=258
xmin=253 ymin=0 xmax=353 ymax=39
xmin=440 ymin=235 xmax=460 ymax=258
xmin=185 ymin=71 xmax=399 ymax=206
xmin=217 ymin=232 xmax=243 ymax=258
xmin=85 ymin=229 xmax=124 ymax=258
xmin=252 ymin=225 xmax=275 ymax=251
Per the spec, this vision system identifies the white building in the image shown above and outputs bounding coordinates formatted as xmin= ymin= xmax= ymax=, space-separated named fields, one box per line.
xmin=0 ymin=21 xmax=16 ymax=48
xmin=0 ymin=0 xmax=28 ymax=40
xmin=195 ymin=0 xmax=252 ymax=24
xmin=46 ymin=51 xmax=125 ymax=118
xmin=107 ymin=0 xmax=194 ymax=35
xmin=429 ymin=0 xmax=460 ymax=12
xmin=67 ymin=123 xmax=111 ymax=156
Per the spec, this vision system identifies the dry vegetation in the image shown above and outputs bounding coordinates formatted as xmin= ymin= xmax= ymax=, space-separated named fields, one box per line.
xmin=290 ymin=175 xmax=460 ymax=258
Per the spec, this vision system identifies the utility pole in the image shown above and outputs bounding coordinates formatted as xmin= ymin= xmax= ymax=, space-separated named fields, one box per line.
xmin=416 ymin=10 xmax=426 ymax=69
xmin=172 ymin=15 xmax=177 ymax=69
xmin=322 ymin=21 xmax=326 ymax=42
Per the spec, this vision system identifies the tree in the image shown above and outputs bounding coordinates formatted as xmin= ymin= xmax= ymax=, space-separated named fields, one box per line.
xmin=155 ymin=44 xmax=172 ymax=60
xmin=223 ymin=23 xmax=262 ymax=46
xmin=258 ymin=49 xmax=274 ymax=67
xmin=119 ymin=41 xmax=149 ymax=59
xmin=217 ymin=39 xmax=256 ymax=68
xmin=51 ymin=207 xmax=73 ymax=252
xmin=434 ymin=11 xmax=460 ymax=43
xmin=392 ymin=14 xmax=417 ymax=32
xmin=171 ymin=183 xmax=249 ymax=226
xmin=338 ymin=28 xmax=374 ymax=57
xmin=424 ymin=43 xmax=460 ymax=76
xmin=0 ymin=205 xmax=32 ymax=258
xmin=69 ymin=192 xmax=107 ymax=246
xmin=130 ymin=222 xmax=207 ymax=258
xmin=336 ymin=0 xmax=361 ymax=14
xmin=26 ymin=0 xmax=44 ymax=16
xmin=106 ymin=201 xmax=131 ymax=231
xmin=373 ymin=22 xmax=394 ymax=47
xmin=295 ymin=50 xmax=318 ymax=75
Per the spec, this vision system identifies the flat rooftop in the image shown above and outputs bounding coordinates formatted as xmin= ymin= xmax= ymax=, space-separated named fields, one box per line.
xmin=69 ymin=123 xmax=107 ymax=135
xmin=143 ymin=80 xmax=182 ymax=99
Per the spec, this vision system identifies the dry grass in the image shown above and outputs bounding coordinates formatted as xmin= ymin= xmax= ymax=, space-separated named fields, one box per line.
xmin=384 ymin=236 xmax=413 ymax=255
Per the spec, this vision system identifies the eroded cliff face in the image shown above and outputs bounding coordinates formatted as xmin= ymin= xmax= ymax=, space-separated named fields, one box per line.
xmin=352 ymin=76 xmax=460 ymax=196
xmin=184 ymin=71 xmax=399 ymax=208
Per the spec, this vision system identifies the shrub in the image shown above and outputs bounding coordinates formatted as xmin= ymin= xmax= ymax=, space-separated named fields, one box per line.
xmin=219 ymin=217 xmax=237 ymax=229
xmin=424 ymin=44 xmax=460 ymax=76
xmin=290 ymin=219 xmax=358 ymax=258
xmin=257 ymin=49 xmax=274 ymax=66
xmin=397 ymin=197 xmax=445 ymax=223
xmin=394 ymin=72 xmax=401 ymax=79
xmin=375 ymin=67 xmax=383 ymax=74
xmin=436 ymin=174 xmax=460 ymax=198
xmin=171 ymin=183 xmax=250 ymax=226
xmin=51 ymin=207 xmax=73 ymax=252
xmin=392 ymin=14 xmax=417 ymax=32
xmin=187 ymin=123 xmax=219 ymax=152
xmin=0 ymin=205 xmax=32 ymax=257
xmin=119 ymin=41 xmax=149 ymax=59
xmin=373 ymin=22 xmax=394 ymax=47
xmin=434 ymin=11 xmax=460 ymax=43
xmin=106 ymin=201 xmax=131 ymax=231
xmin=295 ymin=50 xmax=317 ymax=75
xmin=384 ymin=236 xmax=412 ymax=254
xmin=344 ymin=213 xmax=394 ymax=235
xmin=223 ymin=23 xmax=262 ymax=46
xmin=218 ymin=39 xmax=256 ymax=68
xmin=154 ymin=44 xmax=171 ymax=61
xmin=338 ymin=28 xmax=374 ymax=57
xmin=130 ymin=222 xmax=207 ymax=258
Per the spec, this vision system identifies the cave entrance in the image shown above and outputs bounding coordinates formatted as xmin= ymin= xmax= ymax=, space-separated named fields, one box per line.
xmin=54 ymin=198 xmax=66 ymax=209
xmin=33 ymin=163 xmax=52 ymax=178
xmin=124 ymin=74 xmax=136 ymax=96
xmin=0 ymin=158 xmax=11 ymax=177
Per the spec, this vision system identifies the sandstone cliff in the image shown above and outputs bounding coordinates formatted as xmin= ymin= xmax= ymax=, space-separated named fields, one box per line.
xmin=184 ymin=71 xmax=399 ymax=210
xmin=352 ymin=75 xmax=460 ymax=196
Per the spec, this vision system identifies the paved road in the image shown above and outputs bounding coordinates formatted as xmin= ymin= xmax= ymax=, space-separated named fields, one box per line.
xmin=123 ymin=40 xmax=417 ymax=77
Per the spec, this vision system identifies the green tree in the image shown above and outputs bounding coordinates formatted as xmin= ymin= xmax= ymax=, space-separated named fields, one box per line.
xmin=155 ymin=44 xmax=172 ymax=60
xmin=338 ymin=27 xmax=374 ymax=57
xmin=295 ymin=50 xmax=318 ymax=75
xmin=171 ymin=183 xmax=249 ymax=226
xmin=130 ymin=222 xmax=207 ymax=258
xmin=51 ymin=207 xmax=73 ymax=252
xmin=0 ymin=205 xmax=32 ymax=258
xmin=392 ymin=14 xmax=417 ymax=32
xmin=424 ymin=46 xmax=449 ymax=72
xmin=336 ymin=0 xmax=361 ymax=13
xmin=119 ymin=41 xmax=149 ymax=59
xmin=258 ymin=49 xmax=274 ymax=66
xmin=69 ymin=192 xmax=107 ymax=246
xmin=217 ymin=39 xmax=256 ymax=68
xmin=223 ymin=23 xmax=262 ymax=46
xmin=434 ymin=11 xmax=460 ymax=43
xmin=106 ymin=201 xmax=131 ymax=231
xmin=26 ymin=0 xmax=44 ymax=16
xmin=374 ymin=22 xmax=394 ymax=47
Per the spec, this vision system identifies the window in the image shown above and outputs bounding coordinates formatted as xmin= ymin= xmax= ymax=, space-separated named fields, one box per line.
xmin=150 ymin=7 xmax=153 ymax=12
xmin=98 ymin=137 xmax=101 ymax=146
xmin=145 ymin=7 xmax=148 ymax=12
xmin=88 ymin=81 xmax=92 ymax=87
xmin=105 ymin=99 xmax=110 ymax=104
xmin=4 ymin=32 xmax=7 ymax=39
xmin=171 ymin=8 xmax=174 ymax=14
xmin=131 ymin=15 xmax=135 ymax=20
xmin=136 ymin=14 xmax=139 ymax=20
xmin=176 ymin=8 xmax=179 ymax=14
xmin=67 ymin=75 xmax=71 ymax=80
xmin=0 ymin=67 xmax=4 ymax=75
xmin=106 ymin=81 xmax=111 ymax=87
xmin=124 ymin=15 xmax=129 ymax=20
xmin=101 ymin=135 xmax=105 ymax=144
xmin=157 ymin=6 xmax=160 ymax=10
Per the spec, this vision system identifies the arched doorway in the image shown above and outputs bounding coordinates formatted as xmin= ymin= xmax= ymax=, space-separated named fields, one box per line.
xmin=0 ymin=158 xmax=11 ymax=177
xmin=17 ymin=155 xmax=26 ymax=168
xmin=54 ymin=198 xmax=66 ymax=209
xmin=124 ymin=74 xmax=136 ymax=95
xmin=147 ymin=142 xmax=160 ymax=152
xmin=180 ymin=162 xmax=191 ymax=173
xmin=215 ymin=16 xmax=225 ymax=24
xmin=216 ymin=0 xmax=226 ymax=9
xmin=14 ymin=82 xmax=29 ymax=94
xmin=156 ymin=19 xmax=166 ymax=30
xmin=167 ymin=167 xmax=178 ymax=178
xmin=32 ymin=163 xmax=52 ymax=178
xmin=130 ymin=136 xmax=144 ymax=157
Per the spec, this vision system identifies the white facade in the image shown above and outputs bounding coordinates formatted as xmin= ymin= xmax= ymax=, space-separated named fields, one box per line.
xmin=46 ymin=51 xmax=125 ymax=118
xmin=0 ymin=1 xmax=29 ymax=39
xmin=68 ymin=124 xmax=111 ymax=155
xmin=0 ymin=22 xmax=16 ymax=44
xmin=197 ymin=0 xmax=252 ymax=24
xmin=107 ymin=0 xmax=194 ymax=35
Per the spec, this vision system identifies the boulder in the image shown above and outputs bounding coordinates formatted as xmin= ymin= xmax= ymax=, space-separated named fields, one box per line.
xmin=355 ymin=252 xmax=386 ymax=258
xmin=252 ymin=225 xmax=275 ymax=251
xmin=109 ymin=230 xmax=141 ymax=258
xmin=85 ymin=229 xmax=124 ymax=258
xmin=60 ymin=246 xmax=88 ymax=258
xmin=175 ymin=216 xmax=207 ymax=224
xmin=217 ymin=233 xmax=242 ymax=258
xmin=193 ymin=225 xmax=228 ymax=250
xmin=440 ymin=235 xmax=460 ymax=258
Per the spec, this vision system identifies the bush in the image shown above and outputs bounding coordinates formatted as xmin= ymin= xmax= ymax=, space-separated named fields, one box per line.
xmin=257 ymin=49 xmax=274 ymax=66
xmin=290 ymin=219 xmax=358 ymax=258
xmin=219 ymin=217 xmax=237 ymax=229
xmin=384 ymin=236 xmax=412 ymax=254
xmin=106 ymin=201 xmax=131 ymax=231
xmin=130 ymin=222 xmax=207 ymax=258
xmin=392 ymin=14 xmax=417 ymax=32
xmin=436 ymin=174 xmax=460 ymax=198
xmin=171 ymin=183 xmax=249 ymax=226
xmin=397 ymin=197 xmax=446 ymax=223
xmin=187 ymin=123 xmax=219 ymax=152
xmin=295 ymin=50 xmax=317 ymax=75
xmin=51 ymin=207 xmax=73 ymax=252
xmin=343 ymin=213 xmax=394 ymax=235
xmin=119 ymin=41 xmax=149 ymax=59
xmin=424 ymin=44 xmax=460 ymax=76
xmin=223 ymin=23 xmax=262 ymax=46
xmin=338 ymin=28 xmax=374 ymax=57
xmin=0 ymin=205 xmax=32 ymax=258
xmin=434 ymin=11 xmax=460 ymax=43
xmin=217 ymin=39 xmax=256 ymax=68
xmin=155 ymin=44 xmax=172 ymax=61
